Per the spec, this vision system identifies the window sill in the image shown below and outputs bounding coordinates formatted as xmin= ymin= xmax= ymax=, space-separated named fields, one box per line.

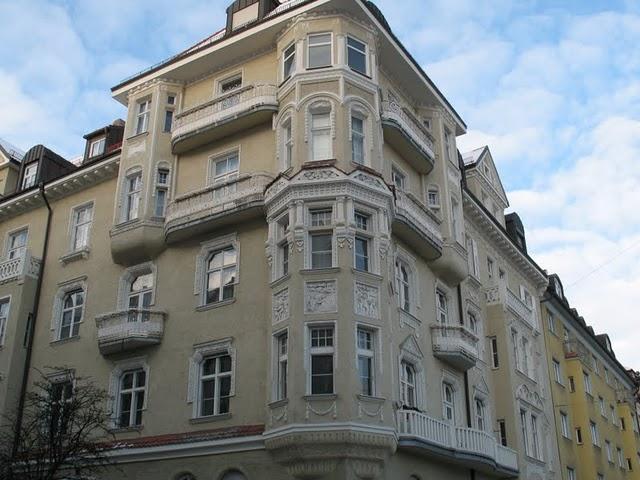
xmin=126 ymin=131 xmax=149 ymax=142
xmin=303 ymin=394 xmax=337 ymax=401
xmin=348 ymin=68 xmax=371 ymax=79
xmin=356 ymin=394 xmax=385 ymax=403
xmin=300 ymin=267 xmax=340 ymax=276
xmin=351 ymin=268 xmax=383 ymax=282
xmin=50 ymin=336 xmax=81 ymax=346
xmin=306 ymin=65 xmax=333 ymax=71
xmin=196 ymin=298 xmax=236 ymax=312
xmin=268 ymin=398 xmax=289 ymax=409
xmin=525 ymin=455 xmax=546 ymax=466
xmin=189 ymin=413 xmax=232 ymax=425
xmin=59 ymin=248 xmax=90 ymax=265
xmin=270 ymin=274 xmax=291 ymax=289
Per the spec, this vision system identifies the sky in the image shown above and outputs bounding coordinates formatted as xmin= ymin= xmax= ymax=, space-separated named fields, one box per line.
xmin=1 ymin=0 xmax=639 ymax=368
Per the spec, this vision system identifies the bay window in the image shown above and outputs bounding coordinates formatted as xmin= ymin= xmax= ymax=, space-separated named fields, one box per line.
xmin=309 ymin=326 xmax=334 ymax=395
xmin=307 ymin=33 xmax=332 ymax=68
xmin=347 ymin=36 xmax=367 ymax=75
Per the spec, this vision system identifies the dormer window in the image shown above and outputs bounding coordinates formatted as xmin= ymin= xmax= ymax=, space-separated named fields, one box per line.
xmin=89 ymin=137 xmax=105 ymax=158
xmin=308 ymin=33 xmax=332 ymax=69
xmin=22 ymin=163 xmax=38 ymax=189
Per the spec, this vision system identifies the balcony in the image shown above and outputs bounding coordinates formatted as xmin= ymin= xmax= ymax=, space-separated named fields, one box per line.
xmin=397 ymin=409 xmax=518 ymax=477
xmin=563 ymin=340 xmax=595 ymax=368
xmin=392 ymin=190 xmax=442 ymax=260
xmin=381 ymin=101 xmax=435 ymax=174
xmin=428 ymin=241 xmax=469 ymax=285
xmin=485 ymin=285 xmax=537 ymax=330
xmin=172 ymin=84 xmax=278 ymax=154
xmin=431 ymin=324 xmax=479 ymax=371
xmin=95 ymin=309 xmax=165 ymax=355
xmin=0 ymin=252 xmax=41 ymax=285
xmin=165 ymin=173 xmax=273 ymax=243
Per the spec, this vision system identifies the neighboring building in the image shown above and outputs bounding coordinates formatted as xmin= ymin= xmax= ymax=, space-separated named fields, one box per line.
xmin=462 ymin=146 xmax=560 ymax=479
xmin=0 ymin=139 xmax=23 ymax=197
xmin=542 ymin=274 xmax=640 ymax=480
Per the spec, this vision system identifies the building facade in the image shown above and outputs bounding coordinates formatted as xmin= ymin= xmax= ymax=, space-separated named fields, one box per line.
xmin=542 ymin=274 xmax=640 ymax=480
xmin=0 ymin=1 xmax=637 ymax=480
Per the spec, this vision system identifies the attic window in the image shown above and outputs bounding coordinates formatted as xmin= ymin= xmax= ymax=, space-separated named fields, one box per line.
xmin=22 ymin=163 xmax=38 ymax=189
xmin=89 ymin=137 xmax=106 ymax=158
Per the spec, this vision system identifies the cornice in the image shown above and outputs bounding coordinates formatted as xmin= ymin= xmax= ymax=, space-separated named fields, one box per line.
xmin=0 ymin=155 xmax=120 ymax=222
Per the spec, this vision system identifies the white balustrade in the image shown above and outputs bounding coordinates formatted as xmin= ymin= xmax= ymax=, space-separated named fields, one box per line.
xmin=484 ymin=284 xmax=537 ymax=330
xmin=397 ymin=409 xmax=519 ymax=472
xmin=95 ymin=310 xmax=165 ymax=353
xmin=395 ymin=190 xmax=443 ymax=244
xmin=172 ymin=84 xmax=278 ymax=140
xmin=0 ymin=252 xmax=41 ymax=284
xmin=381 ymin=101 xmax=435 ymax=157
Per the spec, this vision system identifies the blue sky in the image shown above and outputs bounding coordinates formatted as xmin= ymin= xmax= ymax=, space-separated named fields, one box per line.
xmin=1 ymin=0 xmax=639 ymax=368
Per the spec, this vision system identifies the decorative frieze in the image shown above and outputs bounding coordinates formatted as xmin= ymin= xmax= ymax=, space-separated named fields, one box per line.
xmin=355 ymin=282 xmax=379 ymax=318
xmin=304 ymin=280 xmax=337 ymax=314
xmin=272 ymin=288 xmax=290 ymax=324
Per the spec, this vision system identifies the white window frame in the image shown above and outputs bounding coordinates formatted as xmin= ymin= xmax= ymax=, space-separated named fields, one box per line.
xmin=116 ymin=368 xmax=147 ymax=428
xmin=553 ymin=359 xmax=563 ymax=385
xmin=273 ymin=329 xmax=288 ymax=401
xmin=70 ymin=203 xmax=93 ymax=252
xmin=606 ymin=440 xmax=613 ymax=463
xmin=283 ymin=42 xmax=296 ymax=80
xmin=194 ymin=234 xmax=239 ymax=308
xmin=275 ymin=213 xmax=290 ymax=279
xmin=351 ymin=113 xmax=365 ymax=165
xmin=618 ymin=447 xmax=625 ymax=468
xmin=567 ymin=467 xmax=576 ymax=480
xmin=208 ymin=150 xmax=239 ymax=187
xmin=590 ymin=420 xmax=600 ymax=446
xmin=466 ymin=235 xmax=479 ymax=278
xmin=307 ymin=32 xmax=333 ymax=69
xmin=123 ymin=171 xmax=142 ymax=222
xmin=584 ymin=371 xmax=593 ymax=395
xmin=353 ymin=210 xmax=373 ymax=273
xmin=346 ymin=35 xmax=368 ymax=75
xmin=520 ymin=409 xmax=530 ymax=456
xmin=392 ymin=166 xmax=406 ymax=191
xmin=22 ymin=163 xmax=38 ymax=189
xmin=89 ymin=137 xmax=106 ymax=157
xmin=356 ymin=326 xmax=375 ymax=397
xmin=57 ymin=289 xmax=84 ymax=340
xmin=436 ymin=290 xmax=449 ymax=324
xmin=547 ymin=309 xmax=557 ymax=334
xmin=0 ymin=297 xmax=11 ymax=346
xmin=217 ymin=72 xmax=243 ymax=95
xmin=307 ymin=205 xmax=334 ymax=270
xmin=395 ymin=258 xmax=413 ymax=313
xmin=154 ymin=166 xmax=170 ymax=218
xmin=475 ymin=397 xmax=487 ymax=431
xmin=530 ymin=414 xmax=542 ymax=460
xmin=6 ymin=228 xmax=28 ymax=260
xmin=306 ymin=323 xmax=336 ymax=395
xmin=442 ymin=382 xmax=456 ymax=423
xmin=400 ymin=360 xmax=417 ymax=408
xmin=198 ymin=353 xmax=233 ymax=417
xmin=281 ymin=117 xmax=293 ymax=171
xmin=310 ymin=109 xmax=332 ymax=161
xmin=135 ymin=99 xmax=151 ymax=135
xmin=560 ymin=411 xmax=571 ymax=439
xmin=427 ymin=184 xmax=440 ymax=209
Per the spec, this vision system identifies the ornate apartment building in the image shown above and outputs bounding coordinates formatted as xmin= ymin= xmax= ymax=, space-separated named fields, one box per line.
xmin=542 ymin=274 xmax=640 ymax=480
xmin=0 ymin=1 xmax=637 ymax=480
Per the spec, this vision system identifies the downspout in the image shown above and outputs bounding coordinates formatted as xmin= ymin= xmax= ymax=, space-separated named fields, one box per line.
xmin=11 ymin=182 xmax=52 ymax=462
xmin=457 ymin=284 xmax=475 ymax=480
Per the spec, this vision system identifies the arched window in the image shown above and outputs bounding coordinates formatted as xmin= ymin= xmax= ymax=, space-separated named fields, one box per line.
xmin=442 ymin=382 xmax=455 ymax=423
xmin=308 ymin=101 xmax=332 ymax=161
xmin=124 ymin=171 xmax=142 ymax=222
xmin=128 ymin=273 xmax=153 ymax=322
xmin=281 ymin=117 xmax=293 ymax=170
xmin=220 ymin=470 xmax=247 ymax=480
xmin=205 ymin=246 xmax=237 ymax=305
xmin=395 ymin=260 xmax=411 ymax=312
xmin=59 ymin=290 xmax=84 ymax=340
xmin=117 ymin=368 xmax=146 ymax=428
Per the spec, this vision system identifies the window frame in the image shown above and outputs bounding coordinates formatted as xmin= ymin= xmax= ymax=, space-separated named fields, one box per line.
xmin=391 ymin=166 xmax=406 ymax=191
xmin=208 ymin=150 xmax=240 ymax=187
xmin=356 ymin=326 xmax=376 ymax=397
xmin=22 ymin=163 xmax=38 ymax=189
xmin=89 ymin=137 xmax=106 ymax=157
xmin=436 ymin=290 xmax=449 ymax=324
xmin=475 ymin=397 xmax=486 ymax=431
xmin=442 ymin=382 xmax=456 ymax=423
xmin=204 ymin=246 xmax=238 ymax=306
xmin=310 ymin=109 xmax=332 ymax=161
xmin=307 ymin=32 xmax=333 ymax=69
xmin=273 ymin=329 xmax=288 ymax=401
xmin=307 ymin=323 xmax=336 ymax=395
xmin=154 ymin=167 xmax=170 ymax=218
xmin=489 ymin=336 xmax=499 ymax=369
xmin=590 ymin=420 xmax=600 ymax=446
xmin=350 ymin=113 xmax=365 ymax=165
xmin=346 ymin=35 xmax=368 ymax=76
xmin=116 ymin=368 xmax=147 ymax=428
xmin=553 ymin=358 xmax=563 ymax=385
xmin=0 ymin=297 xmax=11 ymax=346
xmin=58 ymin=289 xmax=84 ymax=340
xmin=135 ymin=98 xmax=151 ymax=135
xmin=7 ymin=228 xmax=28 ymax=260
xmin=283 ymin=42 xmax=296 ymax=80
xmin=427 ymin=185 xmax=440 ymax=209
xmin=124 ymin=171 xmax=143 ymax=222
xmin=198 ymin=353 xmax=233 ymax=417
xmin=400 ymin=360 xmax=417 ymax=408
xmin=70 ymin=202 xmax=93 ymax=252
xmin=307 ymin=206 xmax=334 ymax=270
xmin=217 ymin=73 xmax=243 ymax=95
xmin=560 ymin=411 xmax=571 ymax=439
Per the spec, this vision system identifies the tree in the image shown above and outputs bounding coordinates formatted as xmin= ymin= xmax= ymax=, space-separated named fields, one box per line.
xmin=0 ymin=369 xmax=115 ymax=480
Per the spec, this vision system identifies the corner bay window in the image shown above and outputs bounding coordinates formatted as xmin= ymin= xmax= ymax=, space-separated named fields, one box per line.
xmin=118 ymin=369 xmax=146 ymax=428
xmin=308 ymin=33 xmax=332 ymax=68
xmin=200 ymin=354 xmax=232 ymax=416
xmin=154 ymin=168 xmax=170 ymax=217
xmin=206 ymin=247 xmax=237 ymax=304
xmin=347 ymin=36 xmax=367 ymax=75
xmin=357 ymin=328 xmax=374 ymax=396
xmin=309 ymin=326 xmax=334 ymax=395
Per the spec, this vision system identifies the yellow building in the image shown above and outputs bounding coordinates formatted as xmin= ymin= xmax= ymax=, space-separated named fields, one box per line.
xmin=542 ymin=274 xmax=640 ymax=480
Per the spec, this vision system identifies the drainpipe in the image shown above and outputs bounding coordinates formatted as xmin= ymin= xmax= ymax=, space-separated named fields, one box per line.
xmin=457 ymin=285 xmax=475 ymax=480
xmin=11 ymin=182 xmax=52 ymax=467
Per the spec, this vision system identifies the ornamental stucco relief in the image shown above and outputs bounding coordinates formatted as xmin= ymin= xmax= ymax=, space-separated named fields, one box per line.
xmin=355 ymin=282 xmax=379 ymax=318
xmin=305 ymin=280 xmax=337 ymax=313
xmin=273 ymin=288 xmax=289 ymax=324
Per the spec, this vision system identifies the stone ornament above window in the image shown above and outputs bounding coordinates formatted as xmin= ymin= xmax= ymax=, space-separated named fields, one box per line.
xmin=304 ymin=280 xmax=337 ymax=314
xmin=354 ymin=282 xmax=379 ymax=319
xmin=272 ymin=288 xmax=289 ymax=324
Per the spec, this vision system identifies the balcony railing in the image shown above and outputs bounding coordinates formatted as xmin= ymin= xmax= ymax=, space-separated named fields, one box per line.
xmin=563 ymin=340 xmax=595 ymax=368
xmin=0 ymin=252 xmax=41 ymax=284
xmin=431 ymin=324 xmax=479 ymax=371
xmin=485 ymin=284 xmax=537 ymax=330
xmin=397 ymin=409 xmax=519 ymax=474
xmin=95 ymin=309 xmax=165 ymax=355
xmin=393 ymin=190 xmax=442 ymax=260
xmin=172 ymin=84 xmax=278 ymax=153
xmin=381 ymin=101 xmax=435 ymax=172
xmin=164 ymin=173 xmax=273 ymax=242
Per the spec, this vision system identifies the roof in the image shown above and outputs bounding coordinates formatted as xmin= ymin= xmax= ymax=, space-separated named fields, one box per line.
xmin=462 ymin=146 xmax=487 ymax=166
xmin=0 ymin=138 xmax=24 ymax=161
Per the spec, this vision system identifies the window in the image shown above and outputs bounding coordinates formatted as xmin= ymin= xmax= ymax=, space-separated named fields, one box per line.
xmin=71 ymin=204 xmax=93 ymax=251
xmin=275 ymin=331 xmax=288 ymax=400
xmin=436 ymin=291 xmax=448 ymax=324
xmin=566 ymin=467 xmax=576 ymax=480
xmin=205 ymin=247 xmax=237 ymax=305
xmin=124 ymin=173 xmax=142 ymax=221
xmin=351 ymin=115 xmax=365 ymax=164
xmin=154 ymin=168 xmax=170 ymax=217
xmin=628 ymin=458 xmax=633 ymax=471
xmin=89 ymin=137 xmax=105 ymax=157
xmin=521 ymin=337 xmax=529 ymax=375
xmin=199 ymin=354 xmax=232 ymax=416
xmin=584 ymin=371 xmax=593 ymax=395
xmin=490 ymin=337 xmax=499 ymax=368
xmin=621 ymin=417 xmax=626 ymax=430
xmin=547 ymin=310 xmax=556 ymax=334
xmin=563 ymin=327 xmax=570 ymax=342
xmin=520 ymin=287 xmax=534 ymax=309
xmin=487 ymin=257 xmax=495 ymax=279
xmin=7 ymin=229 xmax=28 ymax=260
xmin=511 ymin=330 xmax=520 ymax=370
xmin=475 ymin=398 xmax=486 ymax=431
xmin=592 ymin=355 xmax=599 ymax=374
xmin=276 ymin=215 xmax=290 ymax=278
xmin=553 ymin=359 xmax=563 ymax=384
xmin=135 ymin=99 xmax=151 ymax=135
xmin=127 ymin=273 xmax=152 ymax=322
xmin=442 ymin=383 xmax=455 ymax=423
xmin=309 ymin=208 xmax=333 ymax=269
xmin=606 ymin=440 xmax=613 ymax=462
xmin=283 ymin=43 xmax=296 ymax=79
xmin=395 ymin=260 xmax=411 ymax=312
xmin=466 ymin=235 xmax=479 ymax=278
xmin=211 ymin=151 xmax=239 ymax=187
xmin=354 ymin=212 xmax=371 ymax=272
xmin=610 ymin=405 xmax=617 ymax=426
xmin=618 ymin=447 xmax=624 ymax=468
xmin=531 ymin=415 xmax=541 ymax=460
xmin=0 ymin=299 xmax=10 ymax=346
xmin=117 ymin=369 xmax=146 ymax=427
xmin=560 ymin=412 xmax=571 ymax=438
xmin=219 ymin=74 xmax=242 ymax=94
xmin=575 ymin=426 xmax=583 ymax=444
xmin=444 ymin=128 xmax=453 ymax=162
xmin=58 ymin=290 xmax=84 ymax=340
xmin=599 ymin=396 xmax=606 ymax=416
xmin=498 ymin=419 xmax=507 ymax=446
xmin=346 ymin=36 xmax=367 ymax=75
xmin=604 ymin=368 xmax=610 ymax=384
xmin=307 ymin=33 xmax=332 ymax=68
xmin=520 ymin=409 xmax=530 ymax=455
xmin=400 ymin=360 xmax=416 ymax=408
xmin=427 ymin=187 xmax=440 ymax=208
xmin=282 ymin=118 xmax=293 ymax=170
xmin=597 ymin=474 xmax=604 ymax=480
xmin=163 ymin=110 xmax=174 ymax=132
xmin=590 ymin=420 xmax=600 ymax=446
xmin=310 ymin=111 xmax=331 ymax=160
xmin=167 ymin=95 xmax=175 ymax=105
xmin=357 ymin=328 xmax=375 ymax=396
xmin=392 ymin=167 xmax=405 ymax=190
xmin=309 ymin=326 xmax=334 ymax=395
xmin=51 ymin=380 xmax=73 ymax=435
xmin=468 ymin=311 xmax=478 ymax=334
xmin=22 ymin=163 xmax=38 ymax=189
xmin=450 ymin=197 xmax=460 ymax=241
xmin=569 ymin=376 xmax=575 ymax=392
